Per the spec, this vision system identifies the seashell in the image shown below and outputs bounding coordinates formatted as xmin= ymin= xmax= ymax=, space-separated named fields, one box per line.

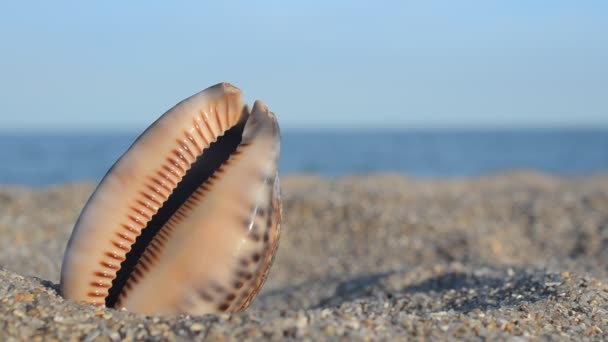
xmin=60 ymin=83 xmax=281 ymax=315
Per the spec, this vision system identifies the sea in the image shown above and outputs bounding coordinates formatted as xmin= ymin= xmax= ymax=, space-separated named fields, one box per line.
xmin=0 ymin=130 xmax=607 ymax=186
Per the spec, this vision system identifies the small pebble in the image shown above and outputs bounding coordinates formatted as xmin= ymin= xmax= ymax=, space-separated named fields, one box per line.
xmin=189 ymin=323 xmax=204 ymax=332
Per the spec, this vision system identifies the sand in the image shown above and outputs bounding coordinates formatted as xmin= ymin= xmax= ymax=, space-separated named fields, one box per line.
xmin=1 ymin=172 xmax=608 ymax=341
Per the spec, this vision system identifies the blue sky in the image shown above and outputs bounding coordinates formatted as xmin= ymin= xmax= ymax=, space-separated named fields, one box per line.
xmin=0 ymin=1 xmax=606 ymax=131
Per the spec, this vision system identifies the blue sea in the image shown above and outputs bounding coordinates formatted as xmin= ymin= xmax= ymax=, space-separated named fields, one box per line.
xmin=0 ymin=130 xmax=607 ymax=186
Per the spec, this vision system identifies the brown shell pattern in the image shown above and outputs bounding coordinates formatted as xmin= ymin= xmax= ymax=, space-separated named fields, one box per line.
xmin=59 ymin=83 xmax=281 ymax=315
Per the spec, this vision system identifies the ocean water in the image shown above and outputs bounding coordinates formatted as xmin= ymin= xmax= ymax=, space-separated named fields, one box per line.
xmin=0 ymin=130 xmax=606 ymax=186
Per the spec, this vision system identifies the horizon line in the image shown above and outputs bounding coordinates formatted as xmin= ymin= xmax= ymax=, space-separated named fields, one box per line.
xmin=1 ymin=125 xmax=608 ymax=135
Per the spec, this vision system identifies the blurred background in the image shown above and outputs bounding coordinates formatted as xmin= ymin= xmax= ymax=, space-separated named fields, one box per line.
xmin=0 ymin=1 xmax=606 ymax=186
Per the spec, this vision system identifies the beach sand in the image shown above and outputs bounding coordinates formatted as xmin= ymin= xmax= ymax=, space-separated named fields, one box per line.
xmin=1 ymin=172 xmax=608 ymax=340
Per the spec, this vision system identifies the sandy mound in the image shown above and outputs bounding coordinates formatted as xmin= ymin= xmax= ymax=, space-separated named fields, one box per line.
xmin=1 ymin=172 xmax=607 ymax=340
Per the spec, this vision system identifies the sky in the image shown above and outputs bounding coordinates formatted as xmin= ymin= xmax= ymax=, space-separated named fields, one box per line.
xmin=0 ymin=1 xmax=606 ymax=132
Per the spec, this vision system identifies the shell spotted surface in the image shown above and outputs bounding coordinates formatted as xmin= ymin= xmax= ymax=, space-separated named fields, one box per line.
xmin=60 ymin=83 xmax=281 ymax=315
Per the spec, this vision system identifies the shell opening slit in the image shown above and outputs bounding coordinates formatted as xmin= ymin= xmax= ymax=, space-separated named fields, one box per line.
xmin=60 ymin=83 xmax=282 ymax=315
xmin=105 ymin=118 xmax=247 ymax=308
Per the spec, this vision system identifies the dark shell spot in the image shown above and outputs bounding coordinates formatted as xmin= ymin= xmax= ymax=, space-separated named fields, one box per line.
xmin=198 ymin=290 xmax=213 ymax=302
xmin=256 ymin=208 xmax=265 ymax=217
xmin=211 ymin=282 xmax=226 ymax=294
xmin=233 ymin=281 xmax=244 ymax=289
xmin=239 ymin=258 xmax=250 ymax=267
xmin=218 ymin=303 xmax=230 ymax=311
xmin=252 ymin=253 xmax=261 ymax=262
xmin=266 ymin=213 xmax=273 ymax=231
xmin=250 ymin=232 xmax=261 ymax=242
xmin=225 ymin=293 xmax=236 ymax=301
xmin=263 ymin=232 xmax=270 ymax=242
